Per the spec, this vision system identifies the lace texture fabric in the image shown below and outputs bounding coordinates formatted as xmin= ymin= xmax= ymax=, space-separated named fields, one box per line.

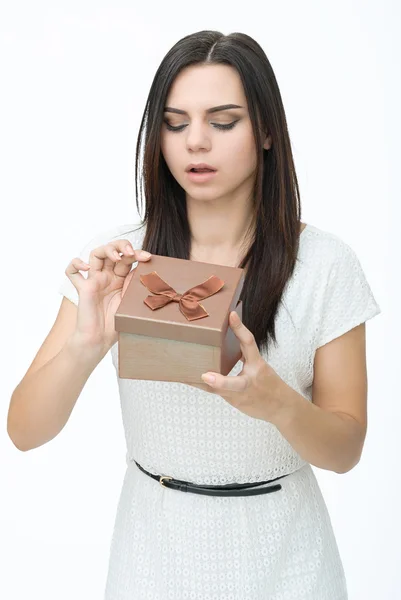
xmin=58 ymin=222 xmax=381 ymax=599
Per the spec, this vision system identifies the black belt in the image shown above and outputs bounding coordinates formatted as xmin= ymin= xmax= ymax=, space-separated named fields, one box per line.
xmin=134 ymin=460 xmax=289 ymax=497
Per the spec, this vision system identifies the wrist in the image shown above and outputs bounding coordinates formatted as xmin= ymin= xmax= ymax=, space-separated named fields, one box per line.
xmin=268 ymin=376 xmax=298 ymax=428
xmin=65 ymin=333 xmax=108 ymax=364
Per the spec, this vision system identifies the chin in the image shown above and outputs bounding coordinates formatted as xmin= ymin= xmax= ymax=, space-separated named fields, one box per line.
xmin=186 ymin=189 xmax=225 ymax=202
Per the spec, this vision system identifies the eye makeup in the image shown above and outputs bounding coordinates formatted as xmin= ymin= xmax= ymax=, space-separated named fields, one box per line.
xmin=163 ymin=119 xmax=240 ymax=133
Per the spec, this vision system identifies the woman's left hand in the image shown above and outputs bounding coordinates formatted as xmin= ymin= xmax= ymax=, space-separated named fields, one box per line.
xmin=191 ymin=311 xmax=285 ymax=423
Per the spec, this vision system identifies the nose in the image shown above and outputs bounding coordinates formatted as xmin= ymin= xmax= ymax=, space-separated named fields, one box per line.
xmin=185 ymin=122 xmax=212 ymax=152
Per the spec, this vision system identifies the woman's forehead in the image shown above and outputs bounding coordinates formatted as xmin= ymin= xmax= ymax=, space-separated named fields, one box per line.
xmin=166 ymin=64 xmax=246 ymax=107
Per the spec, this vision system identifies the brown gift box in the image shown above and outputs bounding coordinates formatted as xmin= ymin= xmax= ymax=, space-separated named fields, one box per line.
xmin=114 ymin=253 xmax=245 ymax=383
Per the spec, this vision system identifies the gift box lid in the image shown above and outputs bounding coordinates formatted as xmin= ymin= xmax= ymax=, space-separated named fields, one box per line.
xmin=115 ymin=253 xmax=245 ymax=347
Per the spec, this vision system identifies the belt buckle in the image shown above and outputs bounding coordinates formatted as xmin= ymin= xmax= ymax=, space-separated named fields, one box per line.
xmin=159 ymin=475 xmax=173 ymax=488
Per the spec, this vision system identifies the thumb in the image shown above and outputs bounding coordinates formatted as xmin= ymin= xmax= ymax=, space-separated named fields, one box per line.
xmin=122 ymin=268 xmax=136 ymax=298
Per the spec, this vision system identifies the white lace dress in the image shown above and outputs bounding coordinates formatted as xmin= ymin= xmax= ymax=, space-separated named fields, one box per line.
xmin=58 ymin=222 xmax=381 ymax=600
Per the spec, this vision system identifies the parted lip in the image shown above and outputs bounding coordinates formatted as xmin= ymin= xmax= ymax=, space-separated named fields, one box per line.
xmin=186 ymin=163 xmax=217 ymax=172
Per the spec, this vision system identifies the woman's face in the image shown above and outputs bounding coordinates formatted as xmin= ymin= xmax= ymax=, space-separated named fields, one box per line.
xmin=160 ymin=64 xmax=271 ymax=203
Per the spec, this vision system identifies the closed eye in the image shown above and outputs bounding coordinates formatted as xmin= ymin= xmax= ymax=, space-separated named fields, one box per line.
xmin=163 ymin=120 xmax=240 ymax=132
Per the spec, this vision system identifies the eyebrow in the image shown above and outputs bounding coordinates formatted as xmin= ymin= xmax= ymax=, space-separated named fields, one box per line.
xmin=163 ymin=104 xmax=244 ymax=115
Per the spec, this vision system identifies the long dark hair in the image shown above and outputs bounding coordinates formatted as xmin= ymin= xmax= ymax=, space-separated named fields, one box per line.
xmin=132 ymin=30 xmax=302 ymax=358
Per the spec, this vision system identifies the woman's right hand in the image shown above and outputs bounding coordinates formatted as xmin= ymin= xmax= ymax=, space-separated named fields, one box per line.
xmin=65 ymin=239 xmax=152 ymax=354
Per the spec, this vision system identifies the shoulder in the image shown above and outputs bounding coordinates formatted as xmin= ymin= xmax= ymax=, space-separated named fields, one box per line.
xmin=301 ymin=225 xmax=382 ymax=349
xmin=105 ymin=222 xmax=147 ymax=247
xmin=300 ymin=224 xmax=380 ymax=319
xmin=300 ymin=223 xmax=362 ymax=272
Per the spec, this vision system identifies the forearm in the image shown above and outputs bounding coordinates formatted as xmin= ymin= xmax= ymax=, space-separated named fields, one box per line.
xmin=270 ymin=381 xmax=365 ymax=474
xmin=7 ymin=336 xmax=104 ymax=452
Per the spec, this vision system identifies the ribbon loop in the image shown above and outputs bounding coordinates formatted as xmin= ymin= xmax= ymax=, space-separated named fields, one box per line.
xmin=139 ymin=271 xmax=225 ymax=321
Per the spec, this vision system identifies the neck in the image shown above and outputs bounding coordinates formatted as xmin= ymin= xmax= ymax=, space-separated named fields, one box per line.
xmin=187 ymin=192 xmax=255 ymax=265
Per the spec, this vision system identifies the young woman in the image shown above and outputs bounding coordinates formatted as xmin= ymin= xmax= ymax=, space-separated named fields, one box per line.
xmin=8 ymin=30 xmax=381 ymax=599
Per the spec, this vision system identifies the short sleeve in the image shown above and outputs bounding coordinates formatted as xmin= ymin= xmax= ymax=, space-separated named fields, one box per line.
xmin=57 ymin=223 xmax=146 ymax=306
xmin=315 ymin=241 xmax=382 ymax=349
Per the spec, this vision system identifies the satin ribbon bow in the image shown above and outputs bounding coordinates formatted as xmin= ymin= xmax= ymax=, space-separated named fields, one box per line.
xmin=139 ymin=271 xmax=225 ymax=321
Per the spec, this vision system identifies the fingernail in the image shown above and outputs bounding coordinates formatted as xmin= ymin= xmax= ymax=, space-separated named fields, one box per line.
xmin=201 ymin=374 xmax=215 ymax=383
xmin=125 ymin=245 xmax=135 ymax=255
xmin=140 ymin=250 xmax=151 ymax=258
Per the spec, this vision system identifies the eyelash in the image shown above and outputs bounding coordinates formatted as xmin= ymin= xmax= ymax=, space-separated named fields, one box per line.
xmin=163 ymin=120 xmax=239 ymax=133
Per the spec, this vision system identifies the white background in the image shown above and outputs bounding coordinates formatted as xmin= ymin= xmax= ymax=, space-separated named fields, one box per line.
xmin=1 ymin=1 xmax=398 ymax=598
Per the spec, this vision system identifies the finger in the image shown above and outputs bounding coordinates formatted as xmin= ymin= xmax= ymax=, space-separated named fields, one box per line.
xmin=87 ymin=243 xmax=117 ymax=275
xmin=119 ymin=240 xmax=152 ymax=263
xmin=112 ymin=242 xmax=152 ymax=279
xmin=229 ymin=311 xmax=261 ymax=364
xmin=201 ymin=371 xmax=248 ymax=392
xmin=65 ymin=258 xmax=90 ymax=287
xmin=122 ymin=268 xmax=136 ymax=297
xmin=88 ymin=240 xmax=150 ymax=278
xmin=65 ymin=258 xmax=90 ymax=275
